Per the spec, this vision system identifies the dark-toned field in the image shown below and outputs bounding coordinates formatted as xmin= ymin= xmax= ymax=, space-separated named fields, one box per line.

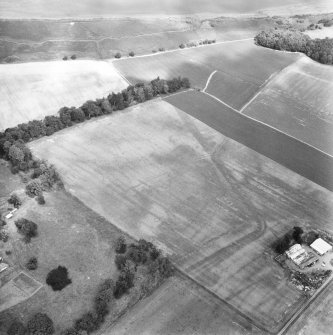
xmin=165 ymin=90 xmax=333 ymax=191
xmin=30 ymin=100 xmax=333 ymax=332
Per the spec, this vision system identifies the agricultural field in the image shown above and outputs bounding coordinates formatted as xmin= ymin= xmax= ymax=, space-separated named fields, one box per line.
xmin=113 ymin=39 xmax=300 ymax=108
xmin=0 ymin=59 xmax=128 ymax=130
xmin=242 ymin=57 xmax=333 ymax=156
xmin=108 ymin=275 xmax=263 ymax=335
xmin=165 ymin=90 xmax=333 ymax=191
xmin=30 ymin=99 xmax=333 ymax=332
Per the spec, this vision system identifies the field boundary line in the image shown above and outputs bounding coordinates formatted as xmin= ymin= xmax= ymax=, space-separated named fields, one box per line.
xmin=112 ymin=38 xmax=254 ymax=61
xmin=200 ymin=91 xmax=333 ymax=159
xmin=108 ymin=63 xmax=132 ymax=86
xmin=239 ymin=58 xmax=305 ymax=113
xmin=203 ymin=70 xmax=217 ymax=92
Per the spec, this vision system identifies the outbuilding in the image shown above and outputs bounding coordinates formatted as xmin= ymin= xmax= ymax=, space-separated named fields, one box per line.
xmin=310 ymin=238 xmax=332 ymax=256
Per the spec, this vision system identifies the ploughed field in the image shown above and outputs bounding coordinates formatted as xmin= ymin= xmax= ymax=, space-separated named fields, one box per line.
xmin=243 ymin=57 xmax=333 ymax=156
xmin=30 ymin=100 xmax=333 ymax=332
xmin=0 ymin=60 xmax=128 ymax=130
xmin=113 ymin=39 xmax=300 ymax=109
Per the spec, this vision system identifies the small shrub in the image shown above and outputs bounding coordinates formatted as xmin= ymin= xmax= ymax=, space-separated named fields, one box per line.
xmin=129 ymin=51 xmax=135 ymax=57
xmin=5 ymin=250 xmax=12 ymax=255
xmin=0 ymin=230 xmax=9 ymax=242
xmin=114 ymin=52 xmax=122 ymax=59
xmin=152 ymin=49 xmax=157 ymax=53
xmin=158 ymin=47 xmax=165 ymax=52
xmin=46 ymin=266 xmax=72 ymax=291
xmin=36 ymin=194 xmax=46 ymax=205
xmin=26 ymin=257 xmax=38 ymax=270
xmin=8 ymin=194 xmax=22 ymax=208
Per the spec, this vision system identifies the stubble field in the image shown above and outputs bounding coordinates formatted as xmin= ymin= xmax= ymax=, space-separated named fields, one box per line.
xmin=0 ymin=60 xmax=128 ymax=130
xmin=30 ymin=99 xmax=333 ymax=332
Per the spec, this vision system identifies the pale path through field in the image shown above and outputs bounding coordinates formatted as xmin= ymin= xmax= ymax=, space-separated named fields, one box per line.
xmin=0 ymin=60 xmax=128 ymax=130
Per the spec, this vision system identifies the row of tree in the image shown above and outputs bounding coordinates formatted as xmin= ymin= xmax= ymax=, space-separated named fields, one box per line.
xmin=255 ymin=29 xmax=333 ymax=65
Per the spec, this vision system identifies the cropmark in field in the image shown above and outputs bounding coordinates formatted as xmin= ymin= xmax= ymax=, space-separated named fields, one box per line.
xmin=30 ymin=99 xmax=333 ymax=332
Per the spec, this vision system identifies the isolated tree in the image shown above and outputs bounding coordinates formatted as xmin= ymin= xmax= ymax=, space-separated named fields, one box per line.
xmin=46 ymin=266 xmax=72 ymax=291
xmin=15 ymin=218 xmax=38 ymax=241
xmin=71 ymin=54 xmax=77 ymax=60
xmin=7 ymin=321 xmax=26 ymax=335
xmin=27 ymin=313 xmax=54 ymax=335
xmin=114 ymin=52 xmax=122 ymax=59
xmin=179 ymin=43 xmax=185 ymax=49
xmin=129 ymin=51 xmax=135 ymax=57
xmin=63 ymin=56 xmax=68 ymax=61
xmin=36 ymin=194 xmax=45 ymax=205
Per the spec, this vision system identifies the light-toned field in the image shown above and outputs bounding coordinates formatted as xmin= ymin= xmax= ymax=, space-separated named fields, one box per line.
xmin=107 ymin=275 xmax=264 ymax=335
xmin=30 ymin=99 xmax=333 ymax=332
xmin=243 ymin=57 xmax=333 ymax=156
xmin=0 ymin=59 xmax=128 ymax=130
xmin=113 ymin=39 xmax=299 ymax=108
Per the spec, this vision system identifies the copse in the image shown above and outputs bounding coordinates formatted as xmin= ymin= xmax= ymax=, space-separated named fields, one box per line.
xmin=255 ymin=29 xmax=333 ymax=65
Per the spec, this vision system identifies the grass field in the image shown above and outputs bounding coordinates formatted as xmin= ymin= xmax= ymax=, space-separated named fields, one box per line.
xmin=165 ymin=90 xmax=333 ymax=191
xmin=243 ymin=57 xmax=333 ymax=156
xmin=29 ymin=99 xmax=333 ymax=331
xmin=113 ymin=39 xmax=299 ymax=108
xmin=108 ymin=275 xmax=264 ymax=335
xmin=0 ymin=59 xmax=128 ymax=130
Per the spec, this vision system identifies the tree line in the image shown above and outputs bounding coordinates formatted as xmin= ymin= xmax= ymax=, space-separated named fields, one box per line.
xmin=0 ymin=76 xmax=190 ymax=195
xmin=255 ymin=29 xmax=333 ymax=65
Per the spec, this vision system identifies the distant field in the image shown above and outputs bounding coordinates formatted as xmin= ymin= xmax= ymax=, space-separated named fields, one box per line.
xmin=165 ymin=90 xmax=333 ymax=191
xmin=0 ymin=0 xmax=313 ymax=18
xmin=0 ymin=60 xmax=128 ymax=130
xmin=30 ymin=100 xmax=333 ymax=331
xmin=113 ymin=39 xmax=299 ymax=108
xmin=108 ymin=275 xmax=263 ymax=335
xmin=305 ymin=26 xmax=333 ymax=38
xmin=243 ymin=57 xmax=333 ymax=156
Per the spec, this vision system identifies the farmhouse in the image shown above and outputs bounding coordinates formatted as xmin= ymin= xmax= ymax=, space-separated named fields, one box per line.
xmin=310 ymin=238 xmax=332 ymax=256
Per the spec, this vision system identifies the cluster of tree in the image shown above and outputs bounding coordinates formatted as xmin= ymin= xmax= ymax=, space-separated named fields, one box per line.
xmin=46 ymin=266 xmax=72 ymax=291
xmin=63 ymin=55 xmax=77 ymax=60
xmin=255 ymin=29 xmax=333 ymax=65
xmin=8 ymin=193 xmax=22 ymax=208
xmin=307 ymin=23 xmax=322 ymax=30
xmin=274 ymin=226 xmax=304 ymax=254
xmin=15 ymin=218 xmax=38 ymax=243
xmin=7 ymin=313 xmax=54 ymax=335
xmin=114 ymin=237 xmax=173 ymax=299
xmin=199 ymin=39 xmax=216 ymax=45
xmin=318 ymin=18 xmax=333 ymax=27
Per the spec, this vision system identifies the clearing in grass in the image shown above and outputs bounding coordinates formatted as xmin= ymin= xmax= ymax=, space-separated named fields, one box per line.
xmin=30 ymin=99 xmax=333 ymax=331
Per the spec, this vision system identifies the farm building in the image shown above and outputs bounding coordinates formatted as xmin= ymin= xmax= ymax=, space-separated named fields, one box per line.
xmin=286 ymin=244 xmax=308 ymax=266
xmin=310 ymin=238 xmax=332 ymax=256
